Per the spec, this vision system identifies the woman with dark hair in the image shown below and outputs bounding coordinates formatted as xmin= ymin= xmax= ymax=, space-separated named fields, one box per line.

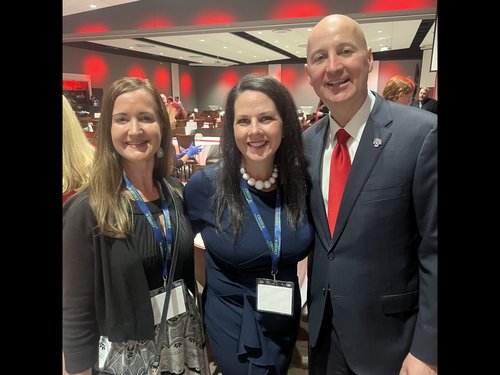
xmin=184 ymin=74 xmax=314 ymax=374
xmin=63 ymin=77 xmax=206 ymax=375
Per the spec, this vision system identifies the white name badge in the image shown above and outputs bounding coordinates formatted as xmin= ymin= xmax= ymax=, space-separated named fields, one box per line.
xmin=150 ymin=279 xmax=187 ymax=325
xmin=256 ymin=278 xmax=294 ymax=316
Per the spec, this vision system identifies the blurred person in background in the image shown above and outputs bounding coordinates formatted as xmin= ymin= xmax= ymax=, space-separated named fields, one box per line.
xmin=314 ymin=99 xmax=329 ymax=122
xmin=63 ymin=77 xmax=207 ymax=375
xmin=306 ymin=99 xmax=329 ymax=126
xmin=90 ymin=94 xmax=101 ymax=115
xmin=174 ymin=95 xmax=183 ymax=107
xmin=382 ymin=75 xmax=416 ymax=105
xmin=161 ymin=93 xmax=177 ymax=129
xmin=175 ymin=142 xmax=203 ymax=168
xmin=170 ymin=95 xmax=188 ymax=120
xmin=62 ymin=94 xmax=94 ymax=204
xmin=412 ymin=86 xmax=438 ymax=114
xmin=184 ymin=74 xmax=314 ymax=375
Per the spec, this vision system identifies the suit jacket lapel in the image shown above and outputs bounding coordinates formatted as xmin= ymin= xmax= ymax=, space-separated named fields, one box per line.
xmin=308 ymin=117 xmax=333 ymax=250
xmin=330 ymin=97 xmax=393 ymax=248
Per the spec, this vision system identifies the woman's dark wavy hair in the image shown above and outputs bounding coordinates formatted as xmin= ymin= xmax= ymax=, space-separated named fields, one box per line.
xmin=213 ymin=74 xmax=307 ymax=235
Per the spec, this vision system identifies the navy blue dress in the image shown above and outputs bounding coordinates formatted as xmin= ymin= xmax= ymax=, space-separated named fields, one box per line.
xmin=184 ymin=165 xmax=313 ymax=375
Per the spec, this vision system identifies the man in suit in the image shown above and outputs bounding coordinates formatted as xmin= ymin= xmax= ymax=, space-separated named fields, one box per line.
xmin=302 ymin=14 xmax=437 ymax=375
xmin=412 ymin=86 xmax=438 ymax=114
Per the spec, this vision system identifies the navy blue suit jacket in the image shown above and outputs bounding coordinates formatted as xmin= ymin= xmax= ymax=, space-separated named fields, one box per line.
xmin=302 ymin=93 xmax=437 ymax=374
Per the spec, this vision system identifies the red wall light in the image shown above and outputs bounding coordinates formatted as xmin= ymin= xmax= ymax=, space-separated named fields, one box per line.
xmin=75 ymin=24 xmax=109 ymax=34
xmin=192 ymin=11 xmax=237 ymax=26
xmin=153 ymin=66 xmax=171 ymax=93
xmin=82 ymin=55 xmax=108 ymax=86
xmin=127 ymin=65 xmax=147 ymax=79
xmin=270 ymin=0 xmax=325 ymax=19
xmin=180 ymin=73 xmax=193 ymax=98
xmin=138 ymin=17 xmax=175 ymax=29
xmin=363 ymin=0 xmax=436 ymax=12
xmin=220 ymin=71 xmax=240 ymax=88
xmin=281 ymin=67 xmax=298 ymax=88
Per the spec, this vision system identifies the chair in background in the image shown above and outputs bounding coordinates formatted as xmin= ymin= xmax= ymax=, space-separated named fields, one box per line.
xmin=195 ymin=128 xmax=215 ymax=137
xmin=213 ymin=128 xmax=223 ymax=137
xmin=176 ymin=134 xmax=196 ymax=151
xmin=175 ymin=119 xmax=187 ymax=128
xmin=172 ymin=161 xmax=203 ymax=183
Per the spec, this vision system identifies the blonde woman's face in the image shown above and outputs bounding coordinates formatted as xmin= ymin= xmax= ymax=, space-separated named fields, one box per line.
xmin=111 ymin=89 xmax=162 ymax=166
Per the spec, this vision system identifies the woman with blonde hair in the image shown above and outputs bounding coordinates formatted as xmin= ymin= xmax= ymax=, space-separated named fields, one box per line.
xmin=382 ymin=75 xmax=416 ymax=105
xmin=63 ymin=77 xmax=206 ymax=375
xmin=62 ymin=95 xmax=94 ymax=204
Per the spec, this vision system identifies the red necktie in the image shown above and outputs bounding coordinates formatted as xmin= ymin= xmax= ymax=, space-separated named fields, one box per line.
xmin=327 ymin=129 xmax=351 ymax=235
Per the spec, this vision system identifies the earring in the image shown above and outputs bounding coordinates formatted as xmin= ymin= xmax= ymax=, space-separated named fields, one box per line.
xmin=156 ymin=148 xmax=164 ymax=158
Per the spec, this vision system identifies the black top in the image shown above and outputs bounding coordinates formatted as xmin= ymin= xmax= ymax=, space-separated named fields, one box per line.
xmin=62 ymin=177 xmax=195 ymax=373
xmin=412 ymin=97 xmax=438 ymax=114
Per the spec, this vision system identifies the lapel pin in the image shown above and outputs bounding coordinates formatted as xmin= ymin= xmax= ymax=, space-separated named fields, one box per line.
xmin=372 ymin=138 xmax=382 ymax=148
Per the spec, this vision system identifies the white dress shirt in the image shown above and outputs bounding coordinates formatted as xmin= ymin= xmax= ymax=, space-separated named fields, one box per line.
xmin=321 ymin=90 xmax=376 ymax=213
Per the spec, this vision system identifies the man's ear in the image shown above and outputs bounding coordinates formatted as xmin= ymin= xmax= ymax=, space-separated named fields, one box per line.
xmin=367 ymin=48 xmax=374 ymax=73
xmin=304 ymin=63 xmax=312 ymax=86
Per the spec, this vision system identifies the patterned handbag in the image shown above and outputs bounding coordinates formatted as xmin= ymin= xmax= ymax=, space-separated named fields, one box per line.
xmin=97 ymin=290 xmax=206 ymax=375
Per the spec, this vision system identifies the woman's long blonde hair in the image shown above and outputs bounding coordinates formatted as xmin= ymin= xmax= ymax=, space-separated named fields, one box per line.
xmin=88 ymin=77 xmax=173 ymax=238
xmin=62 ymin=95 xmax=94 ymax=195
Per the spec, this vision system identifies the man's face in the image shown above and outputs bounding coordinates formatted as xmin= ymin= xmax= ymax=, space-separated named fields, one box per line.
xmin=304 ymin=15 xmax=373 ymax=114
xmin=419 ymin=89 xmax=428 ymax=101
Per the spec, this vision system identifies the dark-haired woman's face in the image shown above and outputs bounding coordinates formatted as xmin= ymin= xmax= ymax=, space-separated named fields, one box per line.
xmin=233 ymin=90 xmax=283 ymax=168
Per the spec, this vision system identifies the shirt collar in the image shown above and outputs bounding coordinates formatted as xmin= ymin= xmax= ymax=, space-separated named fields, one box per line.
xmin=328 ymin=90 xmax=375 ymax=142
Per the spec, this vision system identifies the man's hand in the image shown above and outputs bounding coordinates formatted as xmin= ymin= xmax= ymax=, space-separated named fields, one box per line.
xmin=400 ymin=352 xmax=437 ymax=375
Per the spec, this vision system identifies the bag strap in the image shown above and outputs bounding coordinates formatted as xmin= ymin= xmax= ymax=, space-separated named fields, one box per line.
xmin=150 ymin=179 xmax=181 ymax=375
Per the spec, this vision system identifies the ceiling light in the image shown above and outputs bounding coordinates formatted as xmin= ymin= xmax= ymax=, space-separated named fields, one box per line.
xmin=272 ymin=29 xmax=291 ymax=33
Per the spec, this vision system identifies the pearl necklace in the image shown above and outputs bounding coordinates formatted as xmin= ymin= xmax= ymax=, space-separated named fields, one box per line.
xmin=240 ymin=165 xmax=278 ymax=191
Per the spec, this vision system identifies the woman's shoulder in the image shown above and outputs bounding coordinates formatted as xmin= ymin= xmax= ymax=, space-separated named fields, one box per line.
xmin=163 ymin=175 xmax=184 ymax=190
xmin=63 ymin=189 xmax=89 ymax=211
xmin=183 ymin=164 xmax=217 ymax=203
xmin=188 ymin=164 xmax=217 ymax=188
xmin=63 ymin=190 xmax=96 ymax=228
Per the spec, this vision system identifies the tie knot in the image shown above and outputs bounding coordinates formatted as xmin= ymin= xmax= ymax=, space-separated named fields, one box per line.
xmin=336 ymin=129 xmax=350 ymax=145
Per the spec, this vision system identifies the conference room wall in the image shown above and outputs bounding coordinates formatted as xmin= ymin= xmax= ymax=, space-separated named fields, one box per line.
xmin=63 ymin=45 xmax=320 ymax=111
xmin=64 ymin=45 xmax=424 ymax=113
xmin=63 ymin=45 xmax=176 ymax=99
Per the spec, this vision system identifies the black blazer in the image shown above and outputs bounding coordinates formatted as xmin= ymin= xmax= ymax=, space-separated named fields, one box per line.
xmin=302 ymin=92 xmax=437 ymax=374
xmin=62 ymin=177 xmax=195 ymax=373
xmin=412 ymin=97 xmax=438 ymax=114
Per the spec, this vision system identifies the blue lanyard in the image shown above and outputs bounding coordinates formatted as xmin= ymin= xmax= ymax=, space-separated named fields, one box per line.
xmin=240 ymin=180 xmax=281 ymax=277
xmin=123 ymin=174 xmax=173 ymax=280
